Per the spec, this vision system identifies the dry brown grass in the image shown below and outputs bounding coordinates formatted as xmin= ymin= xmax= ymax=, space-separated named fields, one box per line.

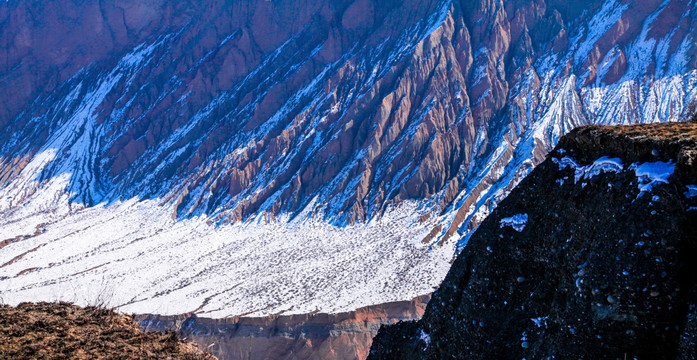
xmin=0 ymin=302 xmax=216 ymax=360
xmin=583 ymin=121 xmax=697 ymax=142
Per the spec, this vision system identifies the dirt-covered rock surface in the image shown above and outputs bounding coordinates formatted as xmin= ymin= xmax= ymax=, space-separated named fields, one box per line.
xmin=0 ymin=302 xmax=216 ymax=360
xmin=369 ymin=122 xmax=697 ymax=359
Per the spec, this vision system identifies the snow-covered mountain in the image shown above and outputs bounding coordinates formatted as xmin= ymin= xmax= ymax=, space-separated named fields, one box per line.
xmin=1 ymin=0 xmax=696 ymax=317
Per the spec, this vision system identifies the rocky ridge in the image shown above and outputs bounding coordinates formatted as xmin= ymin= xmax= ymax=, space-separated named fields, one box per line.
xmin=0 ymin=0 xmax=695 ymax=228
xmin=369 ymin=122 xmax=697 ymax=359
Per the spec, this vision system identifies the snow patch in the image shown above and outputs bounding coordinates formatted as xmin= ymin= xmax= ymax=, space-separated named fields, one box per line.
xmin=500 ymin=214 xmax=528 ymax=232
xmin=531 ymin=316 xmax=548 ymax=328
xmin=685 ymin=185 xmax=697 ymax=199
xmin=631 ymin=161 xmax=675 ymax=193
xmin=553 ymin=156 xmax=674 ymax=194
xmin=553 ymin=156 xmax=624 ymax=183
xmin=419 ymin=329 xmax=431 ymax=349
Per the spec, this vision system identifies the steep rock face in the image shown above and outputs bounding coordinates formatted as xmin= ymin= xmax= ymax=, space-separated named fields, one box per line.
xmin=1 ymin=0 xmax=697 ymax=319
xmin=369 ymin=122 xmax=697 ymax=359
xmin=1 ymin=0 xmax=695 ymax=226
xmin=138 ymin=296 xmax=429 ymax=360
xmin=0 ymin=0 xmax=469 ymax=224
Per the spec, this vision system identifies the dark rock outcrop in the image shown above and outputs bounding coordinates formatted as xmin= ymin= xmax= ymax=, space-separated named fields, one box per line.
xmin=369 ymin=122 xmax=697 ymax=359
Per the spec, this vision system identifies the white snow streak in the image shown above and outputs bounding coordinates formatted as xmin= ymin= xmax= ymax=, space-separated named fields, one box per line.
xmin=499 ymin=214 xmax=528 ymax=232
xmin=554 ymin=156 xmax=624 ymax=183
xmin=632 ymin=161 xmax=675 ymax=193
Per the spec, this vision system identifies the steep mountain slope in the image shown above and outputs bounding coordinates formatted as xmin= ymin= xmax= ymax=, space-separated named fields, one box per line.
xmin=1 ymin=0 xmax=696 ymax=316
xmin=369 ymin=122 xmax=697 ymax=359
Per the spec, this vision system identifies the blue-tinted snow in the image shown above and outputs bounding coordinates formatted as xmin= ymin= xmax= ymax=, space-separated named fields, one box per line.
xmin=553 ymin=156 xmax=624 ymax=183
xmin=419 ymin=329 xmax=431 ymax=349
xmin=685 ymin=185 xmax=697 ymax=199
xmin=555 ymin=156 xmax=675 ymax=194
xmin=500 ymin=213 xmax=528 ymax=232
xmin=531 ymin=316 xmax=549 ymax=328
xmin=631 ymin=161 xmax=675 ymax=193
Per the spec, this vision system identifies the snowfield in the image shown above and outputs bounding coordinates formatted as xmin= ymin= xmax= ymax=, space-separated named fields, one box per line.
xmin=0 ymin=150 xmax=456 ymax=317
xmin=0 ymin=168 xmax=455 ymax=317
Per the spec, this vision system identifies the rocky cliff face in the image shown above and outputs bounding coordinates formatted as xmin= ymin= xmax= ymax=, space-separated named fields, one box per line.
xmin=1 ymin=0 xmax=697 ymax=322
xmin=369 ymin=122 xmax=697 ymax=359
xmin=1 ymin=0 xmax=695 ymax=225
xmin=138 ymin=296 xmax=429 ymax=360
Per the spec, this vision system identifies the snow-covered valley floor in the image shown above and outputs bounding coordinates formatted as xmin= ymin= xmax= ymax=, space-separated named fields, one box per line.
xmin=0 ymin=171 xmax=455 ymax=317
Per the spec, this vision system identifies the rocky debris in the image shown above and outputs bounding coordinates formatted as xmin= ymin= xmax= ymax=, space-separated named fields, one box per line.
xmin=369 ymin=122 xmax=697 ymax=359
xmin=138 ymin=296 xmax=429 ymax=360
xmin=0 ymin=302 xmax=216 ymax=360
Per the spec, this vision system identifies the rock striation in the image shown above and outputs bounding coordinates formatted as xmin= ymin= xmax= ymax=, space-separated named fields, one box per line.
xmin=369 ymin=122 xmax=697 ymax=359
xmin=0 ymin=0 xmax=695 ymax=229
xmin=138 ymin=296 xmax=429 ymax=360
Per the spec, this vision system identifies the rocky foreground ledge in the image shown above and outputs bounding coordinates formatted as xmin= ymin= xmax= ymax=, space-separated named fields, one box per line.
xmin=369 ymin=122 xmax=697 ymax=359
xmin=0 ymin=302 xmax=216 ymax=359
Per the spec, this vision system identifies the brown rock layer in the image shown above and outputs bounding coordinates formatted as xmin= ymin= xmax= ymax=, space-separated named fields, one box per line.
xmin=138 ymin=295 xmax=429 ymax=360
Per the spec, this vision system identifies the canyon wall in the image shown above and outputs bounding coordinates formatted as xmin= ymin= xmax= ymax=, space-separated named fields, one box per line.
xmin=139 ymin=296 xmax=429 ymax=360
